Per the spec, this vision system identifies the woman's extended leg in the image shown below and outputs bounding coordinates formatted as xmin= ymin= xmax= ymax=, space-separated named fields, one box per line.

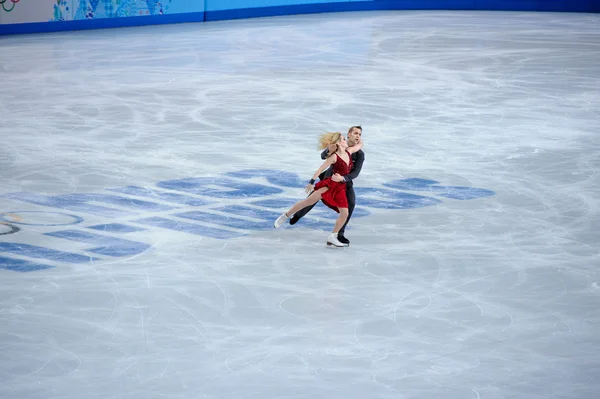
xmin=287 ymin=187 xmax=328 ymax=216
xmin=274 ymin=187 xmax=328 ymax=228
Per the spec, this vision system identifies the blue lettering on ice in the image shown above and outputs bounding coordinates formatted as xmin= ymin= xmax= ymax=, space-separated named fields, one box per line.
xmin=0 ymin=169 xmax=495 ymax=272
xmin=176 ymin=210 xmax=275 ymax=231
xmin=87 ymin=223 xmax=147 ymax=233
xmin=0 ymin=256 xmax=54 ymax=272
xmin=0 ymin=242 xmax=97 ymax=263
xmin=355 ymin=187 xmax=443 ymax=209
xmin=2 ymin=192 xmax=133 ymax=218
xmin=382 ymin=178 xmax=441 ymax=191
xmin=382 ymin=178 xmax=496 ymax=200
xmin=133 ymin=216 xmax=246 ymax=239
xmin=65 ymin=193 xmax=177 ymax=212
xmin=107 ymin=186 xmax=214 ymax=206
xmin=43 ymin=230 xmax=151 ymax=257
xmin=157 ymin=176 xmax=283 ymax=198
xmin=226 ymin=169 xmax=306 ymax=188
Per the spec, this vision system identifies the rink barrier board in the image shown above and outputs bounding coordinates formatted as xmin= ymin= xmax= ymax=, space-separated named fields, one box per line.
xmin=1 ymin=0 xmax=599 ymax=35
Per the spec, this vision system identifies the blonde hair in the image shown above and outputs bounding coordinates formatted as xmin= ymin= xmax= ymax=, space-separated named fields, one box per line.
xmin=318 ymin=132 xmax=342 ymax=150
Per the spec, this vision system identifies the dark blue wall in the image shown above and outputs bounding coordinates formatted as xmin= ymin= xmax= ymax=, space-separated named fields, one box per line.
xmin=206 ymin=0 xmax=600 ymax=22
xmin=1 ymin=0 xmax=598 ymax=35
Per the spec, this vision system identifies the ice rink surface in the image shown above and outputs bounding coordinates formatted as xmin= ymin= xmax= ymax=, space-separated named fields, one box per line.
xmin=1 ymin=10 xmax=599 ymax=399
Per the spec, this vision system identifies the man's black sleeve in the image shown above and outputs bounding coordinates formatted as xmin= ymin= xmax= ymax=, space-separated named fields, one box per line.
xmin=343 ymin=151 xmax=365 ymax=183
xmin=321 ymin=149 xmax=329 ymax=160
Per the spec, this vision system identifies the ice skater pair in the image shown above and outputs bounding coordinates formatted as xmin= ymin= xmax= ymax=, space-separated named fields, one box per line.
xmin=273 ymin=129 xmax=364 ymax=247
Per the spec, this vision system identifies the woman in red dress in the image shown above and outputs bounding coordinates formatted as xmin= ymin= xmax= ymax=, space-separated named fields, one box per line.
xmin=273 ymin=132 xmax=364 ymax=247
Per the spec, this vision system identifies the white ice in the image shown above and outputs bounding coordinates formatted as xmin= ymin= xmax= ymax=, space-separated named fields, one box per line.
xmin=1 ymin=10 xmax=600 ymax=399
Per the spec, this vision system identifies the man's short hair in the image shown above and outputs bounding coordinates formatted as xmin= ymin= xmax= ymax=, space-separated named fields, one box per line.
xmin=349 ymin=125 xmax=362 ymax=132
